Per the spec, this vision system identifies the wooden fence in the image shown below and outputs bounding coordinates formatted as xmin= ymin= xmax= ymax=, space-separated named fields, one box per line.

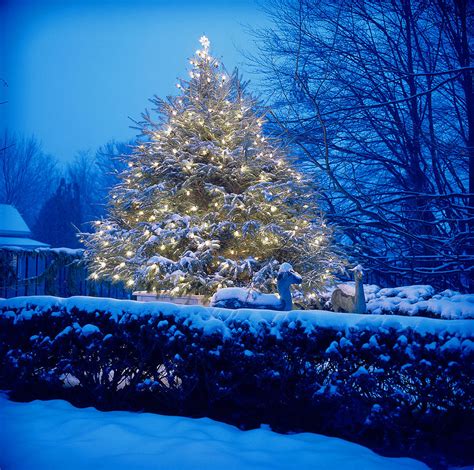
xmin=0 ymin=248 xmax=130 ymax=300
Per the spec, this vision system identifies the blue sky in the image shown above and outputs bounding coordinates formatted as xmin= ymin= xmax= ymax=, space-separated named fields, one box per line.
xmin=0 ymin=0 xmax=267 ymax=162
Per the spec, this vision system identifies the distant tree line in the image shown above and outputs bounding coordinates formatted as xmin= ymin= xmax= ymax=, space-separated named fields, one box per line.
xmin=0 ymin=132 xmax=131 ymax=248
xmin=251 ymin=0 xmax=473 ymax=290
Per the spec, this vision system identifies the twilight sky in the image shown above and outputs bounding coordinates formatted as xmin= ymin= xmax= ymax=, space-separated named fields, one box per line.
xmin=0 ymin=0 xmax=267 ymax=162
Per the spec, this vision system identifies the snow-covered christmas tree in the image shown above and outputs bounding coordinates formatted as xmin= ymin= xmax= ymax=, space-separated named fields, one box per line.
xmin=83 ymin=36 xmax=343 ymax=299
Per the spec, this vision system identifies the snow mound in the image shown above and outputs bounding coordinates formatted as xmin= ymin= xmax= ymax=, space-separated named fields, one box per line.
xmin=0 ymin=395 xmax=428 ymax=470
xmin=366 ymin=286 xmax=474 ymax=319
xmin=211 ymin=287 xmax=281 ymax=308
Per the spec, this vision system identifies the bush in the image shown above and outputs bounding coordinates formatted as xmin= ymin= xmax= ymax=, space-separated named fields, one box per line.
xmin=0 ymin=297 xmax=473 ymax=466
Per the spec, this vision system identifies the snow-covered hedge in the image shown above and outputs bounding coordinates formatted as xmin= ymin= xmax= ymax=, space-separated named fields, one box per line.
xmin=1 ymin=296 xmax=473 ymax=462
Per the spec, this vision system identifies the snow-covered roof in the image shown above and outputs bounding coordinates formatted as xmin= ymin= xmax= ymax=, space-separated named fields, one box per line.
xmin=0 ymin=204 xmax=32 ymax=237
xmin=0 ymin=204 xmax=50 ymax=249
xmin=0 ymin=236 xmax=50 ymax=249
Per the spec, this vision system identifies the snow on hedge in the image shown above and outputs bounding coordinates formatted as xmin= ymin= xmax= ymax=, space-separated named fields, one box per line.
xmin=0 ymin=395 xmax=428 ymax=470
xmin=1 ymin=295 xmax=473 ymax=339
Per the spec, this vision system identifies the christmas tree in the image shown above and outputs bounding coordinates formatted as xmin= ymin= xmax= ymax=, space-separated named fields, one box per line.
xmin=83 ymin=36 xmax=343 ymax=299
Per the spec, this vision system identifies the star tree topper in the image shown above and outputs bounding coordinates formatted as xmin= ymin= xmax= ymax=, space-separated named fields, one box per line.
xmin=199 ymin=35 xmax=210 ymax=52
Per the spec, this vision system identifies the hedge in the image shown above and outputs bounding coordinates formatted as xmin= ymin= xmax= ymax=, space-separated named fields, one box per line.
xmin=0 ymin=296 xmax=473 ymax=467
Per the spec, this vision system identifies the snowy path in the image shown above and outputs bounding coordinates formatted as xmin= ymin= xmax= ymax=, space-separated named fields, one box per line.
xmin=0 ymin=395 xmax=428 ymax=470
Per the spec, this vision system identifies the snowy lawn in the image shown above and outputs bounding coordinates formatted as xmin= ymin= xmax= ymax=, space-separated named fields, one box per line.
xmin=0 ymin=395 xmax=428 ymax=470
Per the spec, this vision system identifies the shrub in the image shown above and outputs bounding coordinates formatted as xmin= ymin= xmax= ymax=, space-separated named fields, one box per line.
xmin=0 ymin=297 xmax=473 ymax=465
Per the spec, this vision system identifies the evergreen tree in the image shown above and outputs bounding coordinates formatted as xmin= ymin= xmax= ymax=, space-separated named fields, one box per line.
xmin=35 ymin=178 xmax=82 ymax=248
xmin=83 ymin=37 xmax=343 ymax=299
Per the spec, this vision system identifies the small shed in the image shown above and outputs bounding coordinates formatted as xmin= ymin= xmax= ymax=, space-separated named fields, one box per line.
xmin=0 ymin=204 xmax=49 ymax=249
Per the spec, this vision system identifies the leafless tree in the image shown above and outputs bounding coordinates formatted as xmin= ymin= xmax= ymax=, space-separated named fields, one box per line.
xmin=67 ymin=140 xmax=132 ymax=227
xmin=95 ymin=140 xmax=132 ymax=193
xmin=0 ymin=131 xmax=58 ymax=225
xmin=251 ymin=0 xmax=473 ymax=289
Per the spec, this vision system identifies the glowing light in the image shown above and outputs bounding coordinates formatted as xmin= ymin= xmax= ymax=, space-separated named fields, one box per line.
xmin=160 ymin=244 xmax=166 ymax=251
xmin=191 ymin=205 xmax=198 ymax=212
xmin=127 ymin=279 xmax=134 ymax=286
xmin=234 ymin=230 xmax=241 ymax=237
xmin=113 ymin=274 xmax=120 ymax=280
xmin=199 ymin=35 xmax=210 ymax=51
xmin=270 ymin=206 xmax=277 ymax=213
xmin=126 ymin=251 xmax=133 ymax=257
xmin=91 ymin=273 xmax=98 ymax=280
xmin=119 ymin=262 xmax=125 ymax=267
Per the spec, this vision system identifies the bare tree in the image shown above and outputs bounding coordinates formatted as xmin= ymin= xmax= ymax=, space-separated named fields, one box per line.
xmin=95 ymin=140 xmax=132 ymax=193
xmin=67 ymin=140 xmax=132 ymax=228
xmin=0 ymin=131 xmax=58 ymax=225
xmin=251 ymin=0 xmax=473 ymax=289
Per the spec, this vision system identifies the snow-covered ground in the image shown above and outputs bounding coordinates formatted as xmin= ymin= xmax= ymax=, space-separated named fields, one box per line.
xmin=0 ymin=395 xmax=428 ymax=470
